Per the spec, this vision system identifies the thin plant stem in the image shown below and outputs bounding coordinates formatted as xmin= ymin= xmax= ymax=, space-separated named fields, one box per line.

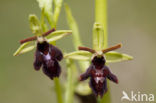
xmin=95 ymin=0 xmax=111 ymax=103
xmin=65 ymin=59 xmax=76 ymax=103
xmin=54 ymin=78 xmax=63 ymax=103
xmin=95 ymin=0 xmax=108 ymax=49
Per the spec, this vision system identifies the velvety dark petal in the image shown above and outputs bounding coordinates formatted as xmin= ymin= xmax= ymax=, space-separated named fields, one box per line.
xmin=79 ymin=64 xmax=93 ymax=81
xmin=89 ymin=77 xmax=107 ymax=97
xmin=100 ymin=80 xmax=108 ymax=97
xmin=107 ymin=73 xmax=118 ymax=84
xmin=50 ymin=45 xmax=63 ymax=61
xmin=42 ymin=59 xmax=61 ymax=80
xmin=33 ymin=49 xmax=43 ymax=70
xmin=89 ymin=78 xmax=98 ymax=97
xmin=105 ymin=66 xmax=118 ymax=83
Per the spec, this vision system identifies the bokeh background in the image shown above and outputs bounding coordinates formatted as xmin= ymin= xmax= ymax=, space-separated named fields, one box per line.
xmin=0 ymin=0 xmax=156 ymax=103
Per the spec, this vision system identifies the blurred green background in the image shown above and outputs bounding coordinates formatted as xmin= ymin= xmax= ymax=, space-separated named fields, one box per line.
xmin=0 ymin=0 xmax=156 ymax=103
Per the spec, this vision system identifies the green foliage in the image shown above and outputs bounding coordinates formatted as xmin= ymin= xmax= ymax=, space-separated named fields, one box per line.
xmin=65 ymin=50 xmax=133 ymax=63
xmin=29 ymin=15 xmax=42 ymax=36
xmin=14 ymin=0 xmax=133 ymax=103
xmin=105 ymin=51 xmax=133 ymax=63
xmin=65 ymin=4 xmax=82 ymax=49
xmin=13 ymin=41 xmax=35 ymax=56
xmin=13 ymin=30 xmax=71 ymax=56
xmin=93 ymin=23 xmax=104 ymax=50
xmin=37 ymin=0 xmax=54 ymax=27
xmin=65 ymin=59 xmax=76 ymax=103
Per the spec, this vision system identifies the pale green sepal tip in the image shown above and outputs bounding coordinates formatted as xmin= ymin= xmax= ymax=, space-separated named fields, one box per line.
xmin=13 ymin=42 xmax=35 ymax=56
xmin=105 ymin=51 xmax=133 ymax=63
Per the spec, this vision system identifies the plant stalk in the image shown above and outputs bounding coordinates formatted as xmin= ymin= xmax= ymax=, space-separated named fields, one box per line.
xmin=54 ymin=78 xmax=63 ymax=103
xmin=95 ymin=0 xmax=111 ymax=103
xmin=65 ymin=59 xmax=76 ymax=103
xmin=95 ymin=0 xmax=108 ymax=49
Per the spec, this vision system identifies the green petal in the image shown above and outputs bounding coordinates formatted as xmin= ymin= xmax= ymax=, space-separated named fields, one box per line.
xmin=13 ymin=41 xmax=35 ymax=56
xmin=64 ymin=51 xmax=92 ymax=61
xmin=105 ymin=51 xmax=133 ymax=63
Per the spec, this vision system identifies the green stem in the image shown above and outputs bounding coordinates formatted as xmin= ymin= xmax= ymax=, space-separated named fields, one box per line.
xmin=97 ymin=96 xmax=101 ymax=103
xmin=65 ymin=59 xmax=76 ymax=103
xmin=54 ymin=78 xmax=63 ymax=103
xmin=95 ymin=0 xmax=111 ymax=103
xmin=95 ymin=0 xmax=108 ymax=49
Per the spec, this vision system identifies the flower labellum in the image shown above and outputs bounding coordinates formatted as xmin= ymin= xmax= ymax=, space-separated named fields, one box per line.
xmin=34 ymin=40 xmax=63 ymax=80
xmin=79 ymin=55 xmax=118 ymax=97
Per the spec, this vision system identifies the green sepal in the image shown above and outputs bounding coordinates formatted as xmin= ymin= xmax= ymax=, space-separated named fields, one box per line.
xmin=93 ymin=23 xmax=104 ymax=51
xmin=29 ymin=14 xmax=42 ymax=36
xmin=64 ymin=51 xmax=92 ymax=61
xmin=13 ymin=41 xmax=35 ymax=56
xmin=47 ymin=30 xmax=72 ymax=43
xmin=105 ymin=51 xmax=133 ymax=63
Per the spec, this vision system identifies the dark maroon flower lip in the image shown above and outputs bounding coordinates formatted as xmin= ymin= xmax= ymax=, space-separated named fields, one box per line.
xmin=34 ymin=40 xmax=63 ymax=80
xmin=79 ymin=55 xmax=118 ymax=97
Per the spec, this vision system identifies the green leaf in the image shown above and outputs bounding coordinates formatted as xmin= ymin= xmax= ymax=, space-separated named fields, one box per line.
xmin=64 ymin=51 xmax=92 ymax=61
xmin=40 ymin=8 xmax=48 ymax=32
xmin=105 ymin=51 xmax=133 ymax=63
xmin=37 ymin=0 xmax=54 ymax=28
xmin=37 ymin=0 xmax=53 ymax=11
xmin=13 ymin=41 xmax=35 ymax=56
xmin=65 ymin=59 xmax=77 ymax=103
xmin=65 ymin=4 xmax=89 ymax=72
xmin=65 ymin=4 xmax=82 ymax=50
xmin=29 ymin=14 xmax=42 ymax=36
xmin=92 ymin=23 xmax=104 ymax=50
xmin=53 ymin=0 xmax=63 ymax=25
xmin=47 ymin=30 xmax=72 ymax=43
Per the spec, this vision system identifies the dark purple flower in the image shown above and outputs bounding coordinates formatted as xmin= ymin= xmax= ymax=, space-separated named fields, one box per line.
xmin=33 ymin=41 xmax=63 ymax=80
xmin=79 ymin=56 xmax=118 ymax=97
